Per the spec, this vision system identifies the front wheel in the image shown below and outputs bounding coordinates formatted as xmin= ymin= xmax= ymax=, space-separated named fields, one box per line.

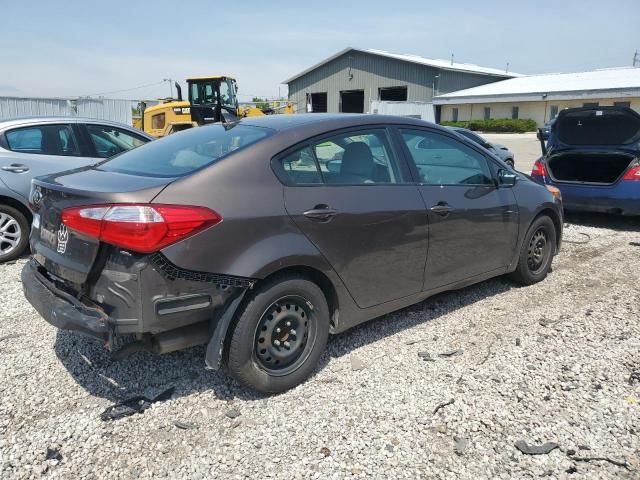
xmin=226 ymin=275 xmax=329 ymax=393
xmin=509 ymin=216 xmax=556 ymax=285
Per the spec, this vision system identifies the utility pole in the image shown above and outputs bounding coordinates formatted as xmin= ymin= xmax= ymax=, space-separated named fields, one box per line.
xmin=163 ymin=78 xmax=174 ymax=98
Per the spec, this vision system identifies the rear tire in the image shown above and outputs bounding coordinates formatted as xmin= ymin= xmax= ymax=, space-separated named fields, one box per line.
xmin=509 ymin=215 xmax=556 ymax=285
xmin=226 ymin=274 xmax=329 ymax=393
xmin=0 ymin=204 xmax=29 ymax=263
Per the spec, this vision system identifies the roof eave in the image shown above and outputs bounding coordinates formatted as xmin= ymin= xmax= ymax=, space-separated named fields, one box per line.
xmin=433 ymin=87 xmax=640 ymax=104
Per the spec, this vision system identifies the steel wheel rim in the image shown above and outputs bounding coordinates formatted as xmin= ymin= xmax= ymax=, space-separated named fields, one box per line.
xmin=0 ymin=212 xmax=22 ymax=256
xmin=527 ymin=227 xmax=549 ymax=274
xmin=253 ymin=295 xmax=316 ymax=376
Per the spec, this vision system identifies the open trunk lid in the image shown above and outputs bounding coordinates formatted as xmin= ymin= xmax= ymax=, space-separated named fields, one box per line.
xmin=30 ymin=167 xmax=175 ymax=285
xmin=548 ymin=106 xmax=640 ymax=153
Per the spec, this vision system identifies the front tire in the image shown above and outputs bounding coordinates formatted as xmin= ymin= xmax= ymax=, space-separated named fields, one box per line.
xmin=509 ymin=215 xmax=556 ymax=285
xmin=0 ymin=204 xmax=29 ymax=263
xmin=226 ymin=274 xmax=329 ymax=393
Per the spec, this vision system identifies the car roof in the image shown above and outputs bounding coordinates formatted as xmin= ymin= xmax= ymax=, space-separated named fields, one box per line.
xmin=0 ymin=116 xmax=151 ymax=136
xmin=240 ymin=113 xmax=441 ymax=134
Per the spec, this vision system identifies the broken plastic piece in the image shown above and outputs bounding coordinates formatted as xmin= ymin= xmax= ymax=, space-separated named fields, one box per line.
xmin=514 ymin=440 xmax=559 ymax=455
xmin=100 ymin=387 xmax=175 ymax=421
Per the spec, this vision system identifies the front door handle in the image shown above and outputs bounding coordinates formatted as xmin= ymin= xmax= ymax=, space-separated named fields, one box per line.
xmin=2 ymin=164 xmax=30 ymax=173
xmin=303 ymin=206 xmax=338 ymax=221
xmin=430 ymin=203 xmax=455 ymax=216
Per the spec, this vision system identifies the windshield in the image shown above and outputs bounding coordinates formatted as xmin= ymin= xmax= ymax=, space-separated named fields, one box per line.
xmin=99 ymin=124 xmax=271 ymax=177
xmin=190 ymin=78 xmax=237 ymax=109
xmin=457 ymin=129 xmax=485 ymax=145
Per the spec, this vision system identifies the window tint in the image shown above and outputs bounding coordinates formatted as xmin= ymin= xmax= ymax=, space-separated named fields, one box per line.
xmin=86 ymin=124 xmax=148 ymax=158
xmin=401 ymin=129 xmax=493 ymax=185
xmin=152 ymin=113 xmax=165 ymax=129
xmin=312 ymin=130 xmax=400 ymax=184
xmin=5 ymin=125 xmax=79 ymax=156
xmin=100 ymin=123 xmax=271 ymax=177
xmin=279 ymin=147 xmax=322 ymax=184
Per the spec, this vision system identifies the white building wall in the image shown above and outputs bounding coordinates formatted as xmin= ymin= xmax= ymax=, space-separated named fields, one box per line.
xmin=441 ymin=96 xmax=640 ymax=126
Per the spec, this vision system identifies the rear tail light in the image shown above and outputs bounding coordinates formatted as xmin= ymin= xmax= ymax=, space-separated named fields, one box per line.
xmin=622 ymin=165 xmax=640 ymax=181
xmin=531 ymin=158 xmax=547 ymax=177
xmin=61 ymin=204 xmax=221 ymax=253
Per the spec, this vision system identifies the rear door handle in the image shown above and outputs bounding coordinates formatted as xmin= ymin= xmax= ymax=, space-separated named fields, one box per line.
xmin=303 ymin=206 xmax=338 ymax=221
xmin=2 ymin=164 xmax=30 ymax=173
xmin=430 ymin=203 xmax=455 ymax=216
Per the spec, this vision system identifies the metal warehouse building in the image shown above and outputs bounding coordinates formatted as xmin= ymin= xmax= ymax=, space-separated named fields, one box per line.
xmin=434 ymin=67 xmax=640 ymax=126
xmin=283 ymin=48 xmax=517 ymax=118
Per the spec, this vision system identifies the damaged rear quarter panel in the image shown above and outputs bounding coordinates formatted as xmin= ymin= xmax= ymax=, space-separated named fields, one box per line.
xmin=89 ymin=247 xmax=251 ymax=336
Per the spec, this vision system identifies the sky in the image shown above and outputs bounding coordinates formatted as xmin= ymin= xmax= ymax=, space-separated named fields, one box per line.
xmin=1 ymin=0 xmax=639 ymax=101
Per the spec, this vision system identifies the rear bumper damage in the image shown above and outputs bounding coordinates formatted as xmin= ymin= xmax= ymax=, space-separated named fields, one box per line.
xmin=22 ymin=251 xmax=254 ymax=368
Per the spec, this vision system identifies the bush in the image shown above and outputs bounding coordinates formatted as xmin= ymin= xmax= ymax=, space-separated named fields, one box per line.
xmin=440 ymin=118 xmax=537 ymax=133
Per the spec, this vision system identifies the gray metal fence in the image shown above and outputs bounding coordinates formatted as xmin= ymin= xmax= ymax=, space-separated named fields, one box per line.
xmin=0 ymin=97 xmax=145 ymax=125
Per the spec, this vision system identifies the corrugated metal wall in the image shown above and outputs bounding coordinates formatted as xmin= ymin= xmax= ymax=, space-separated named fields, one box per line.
xmin=0 ymin=97 xmax=138 ymax=124
xmin=287 ymin=51 xmax=506 ymax=114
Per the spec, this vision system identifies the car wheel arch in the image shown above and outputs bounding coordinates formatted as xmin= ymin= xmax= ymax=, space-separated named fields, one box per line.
xmin=531 ymin=207 xmax=562 ymax=251
xmin=0 ymin=195 xmax=32 ymax=223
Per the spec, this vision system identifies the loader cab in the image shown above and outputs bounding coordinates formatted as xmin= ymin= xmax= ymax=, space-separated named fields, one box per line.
xmin=188 ymin=76 xmax=240 ymax=125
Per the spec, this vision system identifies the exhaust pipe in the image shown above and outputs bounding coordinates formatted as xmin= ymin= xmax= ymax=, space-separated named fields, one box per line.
xmin=175 ymin=82 xmax=183 ymax=101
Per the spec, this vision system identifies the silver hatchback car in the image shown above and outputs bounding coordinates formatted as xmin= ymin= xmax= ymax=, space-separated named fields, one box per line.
xmin=0 ymin=117 xmax=152 ymax=262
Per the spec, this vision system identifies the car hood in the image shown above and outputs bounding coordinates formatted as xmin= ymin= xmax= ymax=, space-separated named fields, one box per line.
xmin=548 ymin=106 xmax=640 ymax=153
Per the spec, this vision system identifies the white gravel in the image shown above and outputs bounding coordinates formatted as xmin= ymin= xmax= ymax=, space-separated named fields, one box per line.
xmin=1 ymin=213 xmax=639 ymax=479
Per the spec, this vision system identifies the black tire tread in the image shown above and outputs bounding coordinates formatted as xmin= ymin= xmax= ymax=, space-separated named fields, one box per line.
xmin=226 ymin=273 xmax=329 ymax=393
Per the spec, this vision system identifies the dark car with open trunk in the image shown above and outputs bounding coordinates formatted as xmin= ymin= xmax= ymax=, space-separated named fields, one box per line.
xmin=22 ymin=114 xmax=562 ymax=393
xmin=532 ymin=106 xmax=640 ymax=215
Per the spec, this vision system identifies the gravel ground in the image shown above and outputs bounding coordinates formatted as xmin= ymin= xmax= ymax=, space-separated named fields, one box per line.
xmin=1 ymin=213 xmax=639 ymax=479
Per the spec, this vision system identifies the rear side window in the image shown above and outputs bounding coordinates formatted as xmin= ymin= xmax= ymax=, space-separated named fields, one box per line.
xmin=100 ymin=123 xmax=271 ymax=177
xmin=5 ymin=124 xmax=80 ymax=156
xmin=312 ymin=130 xmax=401 ymax=185
xmin=86 ymin=124 xmax=148 ymax=158
xmin=279 ymin=147 xmax=322 ymax=184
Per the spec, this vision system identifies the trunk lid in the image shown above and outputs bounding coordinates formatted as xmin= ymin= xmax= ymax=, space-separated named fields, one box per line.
xmin=548 ymin=106 xmax=640 ymax=153
xmin=30 ymin=167 xmax=175 ymax=285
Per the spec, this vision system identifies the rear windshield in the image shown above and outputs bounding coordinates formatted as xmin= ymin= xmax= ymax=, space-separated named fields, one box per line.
xmin=555 ymin=109 xmax=640 ymax=146
xmin=99 ymin=123 xmax=272 ymax=177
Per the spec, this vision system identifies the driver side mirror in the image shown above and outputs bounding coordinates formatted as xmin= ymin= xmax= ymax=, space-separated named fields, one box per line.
xmin=498 ymin=168 xmax=517 ymax=186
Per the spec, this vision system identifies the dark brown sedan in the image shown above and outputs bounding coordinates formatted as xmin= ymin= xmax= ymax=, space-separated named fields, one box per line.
xmin=22 ymin=114 xmax=563 ymax=393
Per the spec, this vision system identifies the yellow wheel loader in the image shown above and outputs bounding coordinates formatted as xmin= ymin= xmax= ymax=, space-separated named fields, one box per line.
xmin=138 ymin=76 xmax=293 ymax=138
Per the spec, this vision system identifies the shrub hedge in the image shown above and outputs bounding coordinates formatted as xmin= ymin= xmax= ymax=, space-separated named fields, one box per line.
xmin=440 ymin=118 xmax=537 ymax=133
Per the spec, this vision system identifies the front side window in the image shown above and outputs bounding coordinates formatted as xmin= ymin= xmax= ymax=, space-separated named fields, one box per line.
xmin=100 ymin=123 xmax=271 ymax=177
xmin=401 ymin=129 xmax=493 ymax=185
xmin=312 ymin=130 xmax=401 ymax=185
xmin=86 ymin=124 xmax=148 ymax=158
xmin=5 ymin=124 xmax=79 ymax=156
